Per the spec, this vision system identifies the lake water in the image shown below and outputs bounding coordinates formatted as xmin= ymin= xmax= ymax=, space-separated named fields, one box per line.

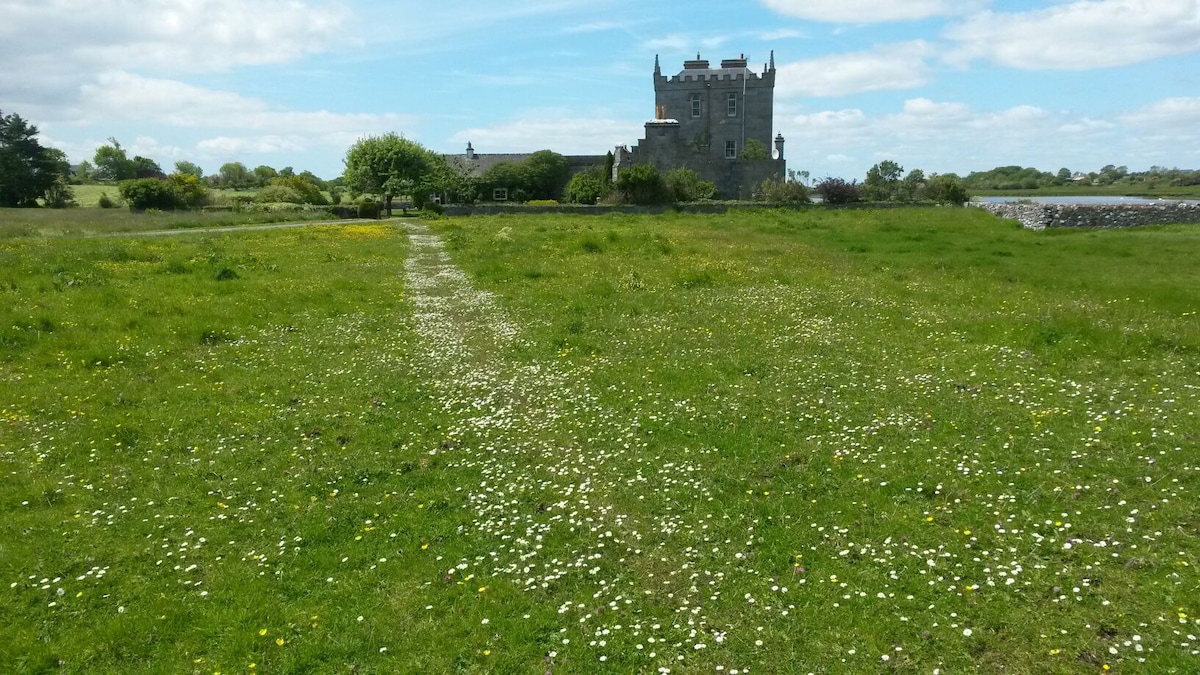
xmin=975 ymin=196 xmax=1200 ymax=205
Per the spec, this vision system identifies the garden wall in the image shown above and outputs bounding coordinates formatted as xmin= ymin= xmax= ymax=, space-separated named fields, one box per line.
xmin=973 ymin=202 xmax=1200 ymax=231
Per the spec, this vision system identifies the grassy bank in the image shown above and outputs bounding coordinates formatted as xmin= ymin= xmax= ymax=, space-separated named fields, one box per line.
xmin=1 ymin=210 xmax=1197 ymax=672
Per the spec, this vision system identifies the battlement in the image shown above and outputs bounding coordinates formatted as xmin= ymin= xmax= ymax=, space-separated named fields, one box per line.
xmin=655 ymin=52 xmax=776 ymax=85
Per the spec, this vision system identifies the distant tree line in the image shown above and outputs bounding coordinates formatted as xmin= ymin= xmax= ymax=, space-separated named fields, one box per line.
xmin=961 ymin=164 xmax=1200 ymax=190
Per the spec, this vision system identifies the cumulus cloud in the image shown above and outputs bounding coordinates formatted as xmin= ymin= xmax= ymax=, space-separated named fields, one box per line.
xmin=762 ymin=0 xmax=979 ymax=23
xmin=74 ymin=72 xmax=412 ymax=136
xmin=0 ymin=0 xmax=350 ymax=77
xmin=779 ymin=98 xmax=1146 ymax=177
xmin=776 ymin=42 xmax=934 ymax=97
xmin=944 ymin=0 xmax=1200 ymax=69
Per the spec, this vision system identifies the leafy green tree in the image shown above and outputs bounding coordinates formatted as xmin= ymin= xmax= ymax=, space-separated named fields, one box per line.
xmin=342 ymin=133 xmax=435 ymax=215
xmin=520 ymin=150 xmax=570 ymax=200
xmin=252 ymin=165 xmax=278 ymax=186
xmin=93 ymin=138 xmax=137 ymax=181
xmin=219 ymin=162 xmax=254 ymax=190
xmin=297 ymin=170 xmax=327 ymax=191
xmin=900 ymin=168 xmax=925 ymax=202
xmin=922 ymin=174 xmax=970 ymax=205
xmin=480 ymin=162 xmax=527 ymax=201
xmin=565 ymin=171 xmax=608 ymax=204
xmin=0 ymin=110 xmax=71 ymax=207
xmin=174 ymin=161 xmax=204 ymax=179
xmin=278 ymin=166 xmax=295 ymax=178
xmin=741 ymin=138 xmax=770 ymax=160
xmin=863 ymin=160 xmax=903 ymax=202
xmin=132 ymin=156 xmax=164 ymax=178
xmin=616 ymin=164 xmax=670 ymax=205
xmin=168 ymin=173 xmax=210 ymax=208
xmin=73 ymin=160 xmax=96 ymax=183
xmin=422 ymin=155 xmax=476 ymax=205
xmin=664 ymin=167 xmax=718 ymax=201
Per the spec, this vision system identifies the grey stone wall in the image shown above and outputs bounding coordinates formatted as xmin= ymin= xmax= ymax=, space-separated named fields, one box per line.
xmin=973 ymin=202 xmax=1200 ymax=231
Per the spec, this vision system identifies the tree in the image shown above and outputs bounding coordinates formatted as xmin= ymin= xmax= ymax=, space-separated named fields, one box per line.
xmin=863 ymin=160 xmax=903 ymax=201
xmin=521 ymin=150 xmax=570 ymax=200
xmin=922 ymin=174 xmax=970 ymax=205
xmin=480 ymin=162 xmax=527 ymax=201
xmin=297 ymin=170 xmax=327 ymax=191
xmin=73 ymin=160 xmax=96 ymax=183
xmin=741 ymin=138 xmax=770 ymax=160
xmin=565 ymin=171 xmax=608 ymax=204
xmin=218 ymin=162 xmax=254 ymax=190
xmin=342 ymin=133 xmax=435 ymax=215
xmin=422 ymin=155 xmax=476 ymax=205
xmin=93 ymin=138 xmax=136 ymax=181
xmin=815 ymin=177 xmax=862 ymax=205
xmin=615 ymin=164 xmax=670 ymax=205
xmin=0 ymin=110 xmax=71 ymax=207
xmin=900 ymin=168 xmax=925 ymax=202
xmin=253 ymin=165 xmax=278 ymax=186
xmin=175 ymin=161 xmax=204 ymax=179
xmin=168 ymin=172 xmax=211 ymax=208
xmin=119 ymin=178 xmax=185 ymax=210
xmin=132 ymin=156 xmax=164 ymax=178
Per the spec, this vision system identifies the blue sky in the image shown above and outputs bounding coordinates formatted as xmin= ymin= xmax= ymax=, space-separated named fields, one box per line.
xmin=2 ymin=0 xmax=1197 ymax=181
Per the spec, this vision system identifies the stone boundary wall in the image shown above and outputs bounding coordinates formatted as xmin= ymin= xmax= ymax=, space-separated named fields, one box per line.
xmin=972 ymin=202 xmax=1200 ymax=231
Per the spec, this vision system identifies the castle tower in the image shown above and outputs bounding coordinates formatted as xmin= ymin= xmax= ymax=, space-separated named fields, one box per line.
xmin=624 ymin=52 xmax=785 ymax=199
xmin=652 ymin=52 xmax=777 ymax=163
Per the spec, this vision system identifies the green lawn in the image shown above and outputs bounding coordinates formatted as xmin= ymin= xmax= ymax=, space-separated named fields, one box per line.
xmin=1 ymin=209 xmax=1197 ymax=673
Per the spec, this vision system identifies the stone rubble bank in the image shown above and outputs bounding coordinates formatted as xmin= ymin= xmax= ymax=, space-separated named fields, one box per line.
xmin=972 ymin=201 xmax=1200 ymax=231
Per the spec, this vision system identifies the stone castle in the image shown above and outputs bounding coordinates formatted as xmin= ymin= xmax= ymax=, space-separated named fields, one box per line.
xmin=452 ymin=52 xmax=786 ymax=200
xmin=616 ymin=53 xmax=786 ymax=198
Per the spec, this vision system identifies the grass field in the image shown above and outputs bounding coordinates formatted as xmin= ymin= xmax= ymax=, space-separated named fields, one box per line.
xmin=1 ymin=209 xmax=1197 ymax=673
xmin=0 ymin=207 xmax=343 ymax=239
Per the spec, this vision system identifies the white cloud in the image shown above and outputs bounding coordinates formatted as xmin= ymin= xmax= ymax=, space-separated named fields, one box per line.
xmin=776 ymin=42 xmax=934 ymax=97
xmin=779 ymin=98 xmax=1143 ymax=177
xmin=0 ymin=0 xmax=351 ymax=76
xmin=944 ymin=0 xmax=1200 ymax=70
xmin=71 ymin=71 xmax=412 ymax=137
xmin=1121 ymin=97 xmax=1200 ymax=127
xmin=759 ymin=29 xmax=806 ymax=41
xmin=450 ymin=116 xmax=643 ymax=155
xmin=197 ymin=136 xmax=306 ymax=155
xmin=762 ymin=0 xmax=979 ymax=23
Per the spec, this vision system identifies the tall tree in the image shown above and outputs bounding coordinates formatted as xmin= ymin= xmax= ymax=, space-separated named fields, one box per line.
xmin=93 ymin=138 xmax=136 ymax=181
xmin=174 ymin=160 xmax=204 ymax=179
xmin=0 ymin=109 xmax=70 ymax=207
xmin=342 ymin=133 xmax=434 ymax=215
xmin=218 ymin=162 xmax=254 ymax=190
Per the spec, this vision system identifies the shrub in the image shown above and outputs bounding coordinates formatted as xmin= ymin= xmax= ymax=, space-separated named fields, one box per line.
xmin=256 ymin=184 xmax=306 ymax=204
xmin=357 ymin=199 xmax=381 ymax=219
xmin=753 ymin=175 xmax=809 ymax=203
xmin=741 ymin=138 xmax=770 ymax=160
xmin=97 ymin=191 xmax=117 ymax=209
xmin=664 ymin=168 xmax=718 ymax=202
xmin=527 ymin=199 xmax=558 ymax=206
xmin=269 ymin=175 xmax=328 ymax=205
xmin=168 ymin=173 xmax=210 ymax=208
xmin=118 ymin=178 xmax=185 ymax=211
xmin=564 ymin=172 xmax=608 ymax=204
xmin=815 ymin=177 xmax=863 ymax=205
xmin=616 ymin=164 xmax=671 ymax=205
xmin=922 ymin=174 xmax=971 ymax=205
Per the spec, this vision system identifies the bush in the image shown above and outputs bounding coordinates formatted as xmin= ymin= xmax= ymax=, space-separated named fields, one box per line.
xmin=118 ymin=178 xmax=185 ymax=211
xmin=168 ymin=173 xmax=210 ymax=208
xmin=564 ymin=172 xmax=608 ymax=204
xmin=741 ymin=138 xmax=770 ymax=160
xmin=98 ymin=192 xmax=117 ymax=209
xmin=357 ymin=199 xmax=381 ymax=219
xmin=922 ymin=174 xmax=971 ymax=205
xmin=256 ymin=184 xmax=306 ymax=205
xmin=527 ymin=199 xmax=558 ymax=206
xmin=753 ymin=175 xmax=809 ymax=203
xmin=664 ymin=168 xmax=718 ymax=202
xmin=270 ymin=175 xmax=328 ymax=205
xmin=616 ymin=164 xmax=671 ymax=205
xmin=815 ymin=177 xmax=863 ymax=205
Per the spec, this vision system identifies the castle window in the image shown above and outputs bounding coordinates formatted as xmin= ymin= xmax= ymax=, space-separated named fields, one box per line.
xmin=691 ymin=94 xmax=702 ymax=118
xmin=726 ymin=93 xmax=738 ymax=117
xmin=725 ymin=140 xmax=736 ymax=159
xmin=493 ymin=187 xmax=508 ymax=201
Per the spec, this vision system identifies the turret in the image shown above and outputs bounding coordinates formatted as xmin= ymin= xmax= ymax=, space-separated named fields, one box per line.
xmin=774 ymin=134 xmax=785 ymax=160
